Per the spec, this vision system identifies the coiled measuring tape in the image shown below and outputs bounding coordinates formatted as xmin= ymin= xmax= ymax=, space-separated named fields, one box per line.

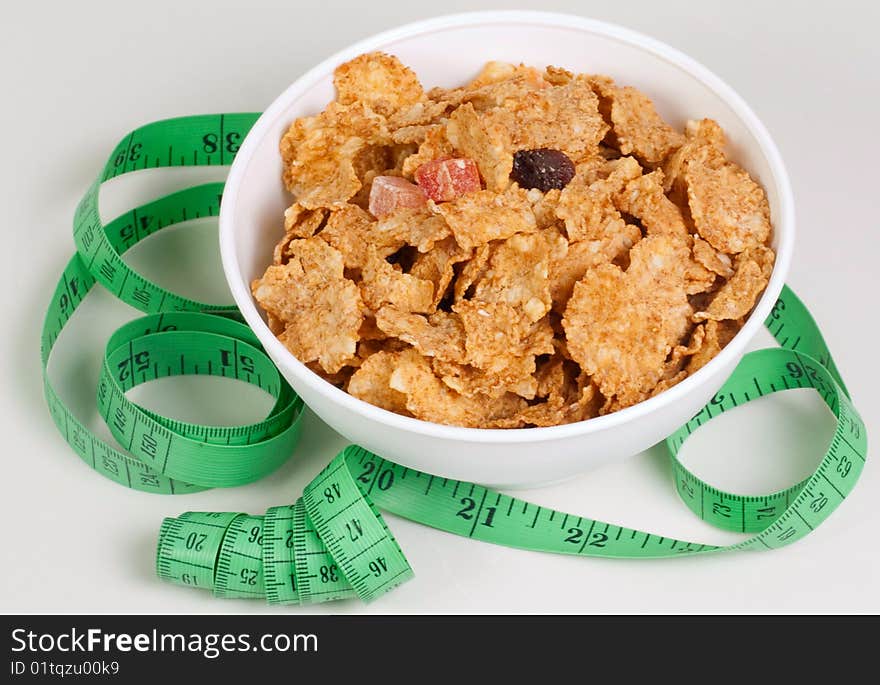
xmin=41 ymin=114 xmax=303 ymax=492
xmin=42 ymin=114 xmax=867 ymax=605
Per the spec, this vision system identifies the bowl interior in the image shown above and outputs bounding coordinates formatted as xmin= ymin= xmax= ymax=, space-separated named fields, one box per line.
xmin=222 ymin=13 xmax=791 ymax=440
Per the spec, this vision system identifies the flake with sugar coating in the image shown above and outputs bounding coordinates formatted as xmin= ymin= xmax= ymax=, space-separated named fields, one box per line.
xmin=360 ymin=247 xmax=435 ymax=314
xmin=686 ymin=320 xmax=740 ymax=373
xmin=283 ymin=203 xmax=328 ymax=238
xmin=414 ymin=157 xmax=482 ymax=202
xmin=508 ymin=79 xmax=608 ymax=160
xmin=468 ymin=61 xmax=547 ymax=89
xmin=368 ymin=175 xmax=427 ymax=219
xmin=433 ymin=355 xmax=537 ymax=400
xmin=348 ymin=349 xmax=417 ymax=415
xmin=556 ymin=156 xmax=642 ymax=243
xmin=472 ymin=232 xmax=552 ymax=322
xmin=663 ymin=118 xmax=728 ymax=197
xmin=353 ymin=145 xmax=393 ymax=184
xmin=252 ymin=237 xmax=364 ymax=374
xmin=409 ymin=236 xmax=471 ymax=309
xmin=613 ymin=169 xmax=720 ymax=295
xmin=589 ymin=76 xmax=684 ymax=165
xmin=319 ymin=204 xmax=392 ymax=270
xmin=358 ymin=316 xmax=388 ymax=342
xmin=334 ymin=52 xmax=424 ymax=118
xmin=454 ymin=300 xmax=553 ymax=370
xmin=563 ymin=234 xmax=692 ymax=407
xmin=694 ymin=245 xmax=774 ymax=321
xmin=684 ymin=259 xmax=717 ymax=296
xmin=274 ymin=205 xmax=329 ymax=264
xmin=543 ymin=65 xmax=574 ymax=86
xmin=692 ymin=236 xmax=734 ymax=278
xmin=281 ymin=101 xmax=390 ymax=209
xmin=686 ymin=160 xmax=772 ymax=254
xmin=437 ymin=185 xmax=536 ymax=251
xmin=387 ymin=99 xmax=451 ymax=130
xmin=517 ymin=386 xmax=600 ymax=425
xmin=375 ymin=207 xmax=452 ymax=253
xmin=614 ymin=167 xmax=688 ymax=241
xmin=514 ymin=357 xmax=600 ymax=426
xmin=427 ymin=72 xmax=546 ymax=114
xmin=548 ymin=236 xmax=610 ymax=312
xmin=392 ymin=125 xmax=435 ymax=146
xmin=389 ymin=353 xmax=527 ymax=428
xmin=446 ymin=103 xmax=514 ymax=192
xmin=528 ymin=188 xmax=562 ymax=229
xmin=375 ymin=307 xmax=466 ymax=363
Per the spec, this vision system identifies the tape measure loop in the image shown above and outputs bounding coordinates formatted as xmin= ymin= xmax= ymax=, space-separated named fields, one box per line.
xmin=44 ymin=113 xmax=303 ymax=492
xmin=666 ymin=347 xmax=854 ymax=534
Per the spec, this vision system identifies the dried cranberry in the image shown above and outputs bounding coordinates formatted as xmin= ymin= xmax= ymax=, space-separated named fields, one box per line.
xmin=510 ymin=148 xmax=575 ymax=191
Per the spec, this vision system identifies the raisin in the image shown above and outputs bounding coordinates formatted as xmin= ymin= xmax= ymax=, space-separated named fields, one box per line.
xmin=510 ymin=148 xmax=576 ymax=191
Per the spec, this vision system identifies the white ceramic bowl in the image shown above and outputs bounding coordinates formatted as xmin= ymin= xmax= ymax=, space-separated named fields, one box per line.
xmin=220 ymin=11 xmax=794 ymax=487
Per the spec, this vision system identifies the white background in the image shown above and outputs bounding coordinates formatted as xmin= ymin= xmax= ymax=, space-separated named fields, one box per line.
xmin=2 ymin=0 xmax=878 ymax=613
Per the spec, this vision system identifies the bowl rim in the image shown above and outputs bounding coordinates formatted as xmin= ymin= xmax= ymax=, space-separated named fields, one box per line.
xmin=219 ymin=9 xmax=795 ymax=444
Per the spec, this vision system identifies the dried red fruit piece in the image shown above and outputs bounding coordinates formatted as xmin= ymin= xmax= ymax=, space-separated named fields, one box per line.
xmin=368 ymin=176 xmax=427 ymax=218
xmin=414 ymin=157 xmax=482 ymax=202
xmin=510 ymin=148 xmax=575 ymax=191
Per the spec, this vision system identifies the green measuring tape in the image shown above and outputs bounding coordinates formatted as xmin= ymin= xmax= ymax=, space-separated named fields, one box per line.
xmin=42 ymin=114 xmax=867 ymax=605
xmin=41 ymin=114 xmax=303 ymax=492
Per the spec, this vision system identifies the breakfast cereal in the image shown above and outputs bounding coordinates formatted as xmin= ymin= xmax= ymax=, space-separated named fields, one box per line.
xmin=252 ymin=52 xmax=776 ymax=428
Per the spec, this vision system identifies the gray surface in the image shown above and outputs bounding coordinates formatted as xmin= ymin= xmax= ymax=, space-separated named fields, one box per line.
xmin=2 ymin=0 xmax=878 ymax=613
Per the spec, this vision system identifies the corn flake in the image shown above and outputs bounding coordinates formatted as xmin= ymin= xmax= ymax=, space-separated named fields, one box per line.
xmin=389 ymin=352 xmax=527 ymax=428
xmin=453 ymin=243 xmax=490 ymax=301
xmin=376 ymin=207 xmax=451 ymax=253
xmin=516 ymin=358 xmax=600 ymax=426
xmin=692 ymin=236 xmax=734 ymax=278
xmin=557 ymin=156 xmax=642 ymax=242
xmin=252 ymin=237 xmax=364 ymax=373
xmin=401 ymin=125 xmax=454 ymax=178
xmin=334 ymin=52 xmax=424 ymax=118
xmin=409 ymin=236 xmax=471 ymax=309
xmin=614 ymin=168 xmax=688 ymax=240
xmin=347 ymin=349 xmax=416 ymax=415
xmin=469 ymin=61 xmax=547 ymax=89
xmin=686 ymin=320 xmax=740 ymax=374
xmin=663 ymin=118 xmax=727 ymax=196
xmin=446 ymin=103 xmax=514 ymax=192
xmin=434 ymin=355 xmax=538 ymax=400
xmin=509 ymin=79 xmax=608 ymax=160
xmin=687 ymin=160 xmax=772 ymax=254
xmin=694 ymin=245 xmax=774 ymax=321
xmin=360 ymin=247 xmax=435 ymax=313
xmin=548 ymin=235 xmax=634 ymax=313
xmin=590 ymin=76 xmax=684 ymax=165
xmin=429 ymin=73 xmax=546 ymax=114
xmin=454 ymin=300 xmax=554 ymax=370
xmin=274 ymin=206 xmax=329 ymax=264
xmin=472 ymin=232 xmax=552 ymax=322
xmin=563 ymin=234 xmax=692 ymax=407
xmin=375 ymin=306 xmax=466 ymax=363
xmin=281 ymin=101 xmax=390 ymax=209
xmin=437 ymin=185 xmax=536 ymax=250
xmin=318 ymin=204 xmax=387 ymax=270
